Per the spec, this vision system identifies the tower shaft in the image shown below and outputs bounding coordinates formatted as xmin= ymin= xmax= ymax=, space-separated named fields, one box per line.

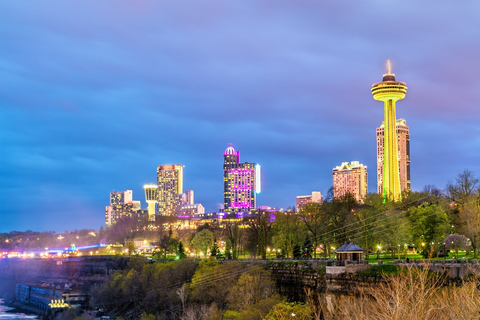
xmin=383 ymin=100 xmax=401 ymax=201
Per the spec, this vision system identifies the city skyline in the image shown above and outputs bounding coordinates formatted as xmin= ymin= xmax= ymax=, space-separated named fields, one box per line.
xmin=2 ymin=2 xmax=480 ymax=232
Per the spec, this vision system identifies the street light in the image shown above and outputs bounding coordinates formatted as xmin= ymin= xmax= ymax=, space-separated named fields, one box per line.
xmin=377 ymin=245 xmax=381 ymax=260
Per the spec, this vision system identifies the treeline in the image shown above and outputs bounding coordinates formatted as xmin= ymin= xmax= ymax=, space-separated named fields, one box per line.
xmin=108 ymin=170 xmax=480 ymax=262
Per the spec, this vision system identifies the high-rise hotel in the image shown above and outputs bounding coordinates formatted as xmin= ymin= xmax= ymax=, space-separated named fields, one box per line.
xmin=157 ymin=164 xmax=183 ymax=216
xmin=376 ymin=119 xmax=410 ymax=195
xmin=332 ymin=161 xmax=368 ymax=201
xmin=223 ymin=144 xmax=261 ymax=212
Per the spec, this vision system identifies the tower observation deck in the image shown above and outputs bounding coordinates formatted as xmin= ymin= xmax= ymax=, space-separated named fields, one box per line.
xmin=371 ymin=60 xmax=407 ymax=202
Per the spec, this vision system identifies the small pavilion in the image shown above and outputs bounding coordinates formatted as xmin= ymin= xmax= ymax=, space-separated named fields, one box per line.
xmin=336 ymin=242 xmax=365 ymax=265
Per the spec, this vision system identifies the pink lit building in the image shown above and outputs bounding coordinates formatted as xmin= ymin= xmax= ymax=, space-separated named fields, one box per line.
xmin=223 ymin=144 xmax=260 ymax=212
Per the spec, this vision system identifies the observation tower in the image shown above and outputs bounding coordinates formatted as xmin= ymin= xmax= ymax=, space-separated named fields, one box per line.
xmin=371 ymin=60 xmax=407 ymax=202
xmin=143 ymin=184 xmax=158 ymax=221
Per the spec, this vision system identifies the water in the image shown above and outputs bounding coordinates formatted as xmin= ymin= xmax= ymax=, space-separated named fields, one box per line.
xmin=0 ymin=300 xmax=38 ymax=319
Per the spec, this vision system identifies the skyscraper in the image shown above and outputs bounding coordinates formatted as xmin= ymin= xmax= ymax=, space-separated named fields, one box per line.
xmin=157 ymin=164 xmax=183 ymax=216
xmin=376 ymin=119 xmax=410 ymax=195
xmin=105 ymin=190 xmax=142 ymax=227
xmin=332 ymin=161 xmax=368 ymax=201
xmin=371 ymin=60 xmax=407 ymax=202
xmin=223 ymin=144 xmax=260 ymax=212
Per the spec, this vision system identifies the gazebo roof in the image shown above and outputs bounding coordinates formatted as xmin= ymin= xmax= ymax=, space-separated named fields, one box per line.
xmin=336 ymin=242 xmax=364 ymax=252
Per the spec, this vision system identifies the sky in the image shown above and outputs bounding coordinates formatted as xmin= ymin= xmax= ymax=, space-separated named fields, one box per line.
xmin=1 ymin=1 xmax=480 ymax=233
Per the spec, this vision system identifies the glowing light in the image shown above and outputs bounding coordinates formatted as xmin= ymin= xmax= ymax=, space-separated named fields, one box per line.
xmin=386 ymin=59 xmax=392 ymax=75
xmin=255 ymin=164 xmax=261 ymax=194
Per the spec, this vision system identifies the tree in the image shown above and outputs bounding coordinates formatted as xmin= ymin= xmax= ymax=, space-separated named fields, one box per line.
xmin=189 ymin=260 xmax=244 ymax=308
xmin=126 ymin=241 xmax=135 ymax=256
xmin=457 ymin=204 xmax=480 ymax=258
xmin=378 ymin=209 xmax=410 ymax=259
xmin=324 ymin=193 xmax=358 ymax=248
xmin=210 ymin=237 xmax=219 ymax=258
xmin=293 ymin=244 xmax=302 ymax=259
xmin=444 ymin=233 xmax=468 ymax=257
xmin=352 ymin=193 xmax=388 ymax=259
xmin=224 ymin=222 xmax=243 ymax=260
xmin=177 ymin=241 xmax=186 ymax=259
xmin=192 ymin=229 xmax=214 ymax=257
xmin=408 ymin=203 xmax=449 ymax=248
xmin=226 ymin=266 xmax=275 ymax=311
xmin=302 ymin=236 xmax=313 ymax=259
xmin=244 ymin=211 xmax=271 ymax=259
xmin=299 ymin=202 xmax=326 ymax=259
xmin=264 ymin=302 xmax=312 ymax=320
xmin=271 ymin=211 xmax=305 ymax=258
xmin=446 ymin=170 xmax=480 ymax=205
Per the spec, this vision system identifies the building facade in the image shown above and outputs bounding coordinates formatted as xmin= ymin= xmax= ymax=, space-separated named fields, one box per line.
xmin=157 ymin=164 xmax=183 ymax=216
xmin=223 ymin=144 xmax=260 ymax=212
xmin=376 ymin=118 xmax=411 ymax=195
xmin=105 ymin=190 xmax=143 ymax=227
xmin=296 ymin=191 xmax=323 ymax=210
xmin=332 ymin=161 xmax=368 ymax=201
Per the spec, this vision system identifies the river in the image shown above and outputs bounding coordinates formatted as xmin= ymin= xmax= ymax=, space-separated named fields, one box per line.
xmin=0 ymin=300 xmax=38 ymax=320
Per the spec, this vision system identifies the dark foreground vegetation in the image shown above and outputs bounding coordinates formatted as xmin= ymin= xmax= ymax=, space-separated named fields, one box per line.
xmin=46 ymin=257 xmax=480 ymax=320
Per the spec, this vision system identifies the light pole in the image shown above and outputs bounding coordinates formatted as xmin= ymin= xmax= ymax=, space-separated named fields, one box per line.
xmin=377 ymin=245 xmax=381 ymax=260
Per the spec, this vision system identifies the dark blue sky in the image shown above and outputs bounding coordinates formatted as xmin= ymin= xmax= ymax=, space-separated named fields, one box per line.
xmin=1 ymin=1 xmax=480 ymax=232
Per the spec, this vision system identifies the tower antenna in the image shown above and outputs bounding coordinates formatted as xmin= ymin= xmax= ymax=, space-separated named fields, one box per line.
xmin=386 ymin=60 xmax=392 ymax=75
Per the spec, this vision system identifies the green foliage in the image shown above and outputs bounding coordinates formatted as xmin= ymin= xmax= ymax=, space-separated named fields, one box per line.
xmin=225 ymin=295 xmax=283 ymax=320
xmin=210 ymin=237 xmax=219 ymax=258
xmin=271 ymin=211 xmax=305 ymax=258
xmin=226 ymin=266 xmax=275 ymax=311
xmin=192 ymin=229 xmax=214 ymax=257
xmin=409 ymin=203 xmax=449 ymax=246
xmin=177 ymin=241 xmax=186 ymax=259
xmin=93 ymin=260 xmax=198 ymax=319
xmin=222 ymin=310 xmax=242 ymax=320
xmin=140 ymin=313 xmax=156 ymax=320
xmin=264 ymin=302 xmax=312 ymax=320
xmin=189 ymin=260 xmax=244 ymax=308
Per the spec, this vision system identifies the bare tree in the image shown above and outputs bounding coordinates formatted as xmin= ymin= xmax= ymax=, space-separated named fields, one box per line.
xmin=446 ymin=170 xmax=480 ymax=205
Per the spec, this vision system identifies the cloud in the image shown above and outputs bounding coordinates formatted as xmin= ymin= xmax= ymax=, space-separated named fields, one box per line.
xmin=1 ymin=1 xmax=480 ymax=231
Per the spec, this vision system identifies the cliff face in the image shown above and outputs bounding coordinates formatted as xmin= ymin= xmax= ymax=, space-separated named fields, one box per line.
xmin=0 ymin=257 xmax=127 ymax=297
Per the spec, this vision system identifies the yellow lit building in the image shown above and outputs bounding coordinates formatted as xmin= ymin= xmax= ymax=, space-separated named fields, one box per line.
xmin=371 ymin=60 xmax=407 ymax=202
xmin=376 ymin=119 xmax=410 ymax=195
xmin=332 ymin=161 xmax=368 ymax=201
xmin=157 ymin=164 xmax=183 ymax=216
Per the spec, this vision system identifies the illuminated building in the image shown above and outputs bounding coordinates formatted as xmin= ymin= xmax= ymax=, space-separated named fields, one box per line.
xmin=105 ymin=190 xmax=143 ymax=227
xmin=157 ymin=164 xmax=183 ymax=216
xmin=143 ymin=184 xmax=158 ymax=221
xmin=185 ymin=190 xmax=194 ymax=205
xmin=180 ymin=204 xmax=205 ymax=217
xmin=332 ymin=161 xmax=368 ymax=201
xmin=376 ymin=119 xmax=410 ymax=195
xmin=372 ymin=60 xmax=407 ymax=202
xmin=296 ymin=191 xmax=323 ymax=210
xmin=223 ymin=144 xmax=260 ymax=212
